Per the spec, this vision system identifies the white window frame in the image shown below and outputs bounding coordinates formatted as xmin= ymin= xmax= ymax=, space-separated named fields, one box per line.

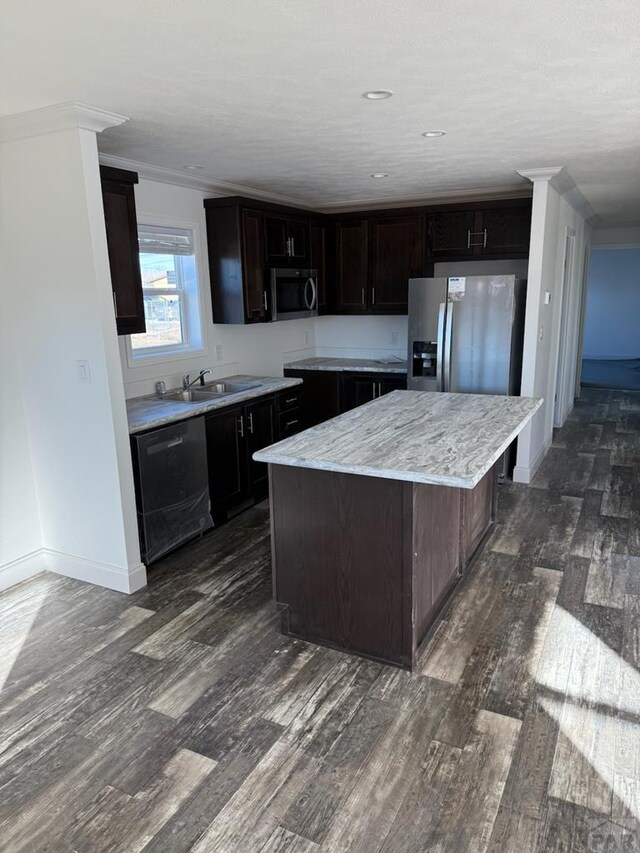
xmin=125 ymin=217 xmax=206 ymax=367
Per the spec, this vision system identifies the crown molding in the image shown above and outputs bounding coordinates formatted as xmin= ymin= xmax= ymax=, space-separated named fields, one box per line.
xmin=0 ymin=102 xmax=128 ymax=143
xmin=517 ymin=166 xmax=597 ymax=224
xmin=517 ymin=166 xmax=564 ymax=184
xmin=99 ymin=153 xmax=533 ymax=211
xmin=98 ymin=153 xmax=318 ymax=209
xmin=316 ymin=184 xmax=532 ymax=213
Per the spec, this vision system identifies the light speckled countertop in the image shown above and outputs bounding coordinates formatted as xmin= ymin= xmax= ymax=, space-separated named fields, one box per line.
xmin=127 ymin=375 xmax=302 ymax=434
xmin=254 ymin=390 xmax=542 ymax=488
xmin=284 ymin=357 xmax=407 ymax=374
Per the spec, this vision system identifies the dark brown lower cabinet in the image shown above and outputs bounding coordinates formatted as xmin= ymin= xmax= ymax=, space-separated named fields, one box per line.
xmin=340 ymin=372 xmax=407 ymax=412
xmin=269 ymin=463 xmax=497 ymax=669
xmin=205 ymin=405 xmax=249 ymax=520
xmin=245 ymin=397 xmax=276 ymax=501
xmin=205 ymin=392 xmax=292 ymax=522
xmin=284 ymin=368 xmax=407 ymax=425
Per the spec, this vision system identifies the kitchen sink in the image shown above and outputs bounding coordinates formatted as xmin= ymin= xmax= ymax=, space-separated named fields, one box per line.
xmin=158 ymin=380 xmax=261 ymax=404
xmin=202 ymin=380 xmax=260 ymax=393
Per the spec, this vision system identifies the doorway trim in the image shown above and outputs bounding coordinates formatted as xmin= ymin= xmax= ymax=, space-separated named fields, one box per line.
xmin=554 ymin=227 xmax=576 ymax=427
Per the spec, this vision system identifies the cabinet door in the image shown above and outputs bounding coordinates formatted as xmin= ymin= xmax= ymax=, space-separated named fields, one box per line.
xmin=379 ymin=375 xmax=407 ymax=396
xmin=264 ymin=215 xmax=290 ymax=266
xmin=341 ymin=374 xmax=378 ymax=412
xmin=101 ymin=172 xmax=146 ymax=335
xmin=288 ymin=219 xmax=311 ymax=265
xmin=335 ymin=220 xmax=369 ymax=311
xmin=427 ymin=211 xmax=476 ymax=260
xmin=245 ymin=397 xmax=276 ymax=499
xmin=205 ymin=405 xmax=248 ymax=516
xmin=481 ymin=207 xmax=532 ymax=256
xmin=241 ymin=210 xmax=268 ymax=322
xmin=310 ymin=220 xmax=327 ymax=311
xmin=370 ymin=215 xmax=425 ymax=313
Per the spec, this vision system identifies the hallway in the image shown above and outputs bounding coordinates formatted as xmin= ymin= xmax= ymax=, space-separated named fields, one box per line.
xmin=0 ymin=388 xmax=639 ymax=852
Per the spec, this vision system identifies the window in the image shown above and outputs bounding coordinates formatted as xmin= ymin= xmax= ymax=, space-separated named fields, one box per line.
xmin=130 ymin=224 xmax=203 ymax=357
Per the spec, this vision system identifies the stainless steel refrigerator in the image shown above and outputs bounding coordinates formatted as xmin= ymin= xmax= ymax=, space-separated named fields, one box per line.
xmin=407 ymin=274 xmax=527 ymax=476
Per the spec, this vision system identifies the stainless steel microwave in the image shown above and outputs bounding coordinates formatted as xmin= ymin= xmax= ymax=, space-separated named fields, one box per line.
xmin=270 ymin=268 xmax=318 ymax=321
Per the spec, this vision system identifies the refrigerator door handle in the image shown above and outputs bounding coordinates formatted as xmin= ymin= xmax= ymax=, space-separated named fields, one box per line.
xmin=436 ymin=302 xmax=446 ymax=391
xmin=443 ymin=301 xmax=454 ymax=392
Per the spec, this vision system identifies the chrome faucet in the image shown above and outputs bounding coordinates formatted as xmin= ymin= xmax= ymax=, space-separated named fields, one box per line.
xmin=183 ymin=369 xmax=212 ymax=390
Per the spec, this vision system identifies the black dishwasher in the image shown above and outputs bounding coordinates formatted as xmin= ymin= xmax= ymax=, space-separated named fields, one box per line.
xmin=131 ymin=417 xmax=213 ymax=564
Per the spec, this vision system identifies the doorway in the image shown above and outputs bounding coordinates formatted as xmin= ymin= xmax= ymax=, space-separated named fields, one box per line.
xmin=581 ymin=247 xmax=640 ymax=391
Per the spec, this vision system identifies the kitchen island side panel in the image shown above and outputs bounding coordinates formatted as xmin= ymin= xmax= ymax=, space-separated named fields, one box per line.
xmin=269 ymin=464 xmax=412 ymax=666
xmin=411 ymin=481 xmax=463 ymax=649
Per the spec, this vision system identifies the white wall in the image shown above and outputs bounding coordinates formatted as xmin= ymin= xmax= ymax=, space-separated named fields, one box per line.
xmin=0 ymin=292 xmax=44 ymax=588
xmin=514 ymin=178 xmax=590 ymax=483
xmin=592 ymin=226 xmax=640 ymax=248
xmin=583 ymin=248 xmax=640 ymax=359
xmin=119 ymin=179 xmax=409 ymax=396
xmin=0 ymin=113 xmax=145 ymax=593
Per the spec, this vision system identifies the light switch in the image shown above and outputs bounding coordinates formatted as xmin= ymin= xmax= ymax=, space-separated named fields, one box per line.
xmin=544 ymin=291 xmax=552 ymax=305
xmin=77 ymin=360 xmax=91 ymax=383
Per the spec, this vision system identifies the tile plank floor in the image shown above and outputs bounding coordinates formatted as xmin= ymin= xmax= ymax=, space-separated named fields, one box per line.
xmin=2 ymin=388 xmax=640 ymax=852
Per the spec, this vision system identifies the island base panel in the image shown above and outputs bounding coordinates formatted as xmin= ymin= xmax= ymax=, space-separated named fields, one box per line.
xmin=269 ymin=464 xmax=495 ymax=669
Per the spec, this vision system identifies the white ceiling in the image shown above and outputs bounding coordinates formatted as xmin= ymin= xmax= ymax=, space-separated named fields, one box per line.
xmin=3 ymin=0 xmax=640 ymax=224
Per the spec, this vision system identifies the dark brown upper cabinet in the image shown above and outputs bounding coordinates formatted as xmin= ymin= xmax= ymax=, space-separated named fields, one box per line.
xmin=335 ymin=214 xmax=425 ymax=314
xmin=100 ymin=166 xmax=145 ymax=335
xmin=265 ymin=214 xmax=310 ymax=267
xmin=204 ymin=201 xmax=268 ymax=324
xmin=482 ymin=207 xmax=532 ymax=256
xmin=310 ymin=220 xmax=328 ymax=312
xmin=427 ymin=210 xmax=476 ymax=260
xmin=335 ymin=220 xmax=369 ymax=311
xmin=369 ymin=214 xmax=426 ymax=313
xmin=427 ymin=202 xmax=531 ymax=262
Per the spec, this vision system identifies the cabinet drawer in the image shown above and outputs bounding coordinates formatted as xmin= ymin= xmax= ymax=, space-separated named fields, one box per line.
xmin=278 ymin=409 xmax=305 ymax=438
xmin=278 ymin=388 xmax=303 ymax=412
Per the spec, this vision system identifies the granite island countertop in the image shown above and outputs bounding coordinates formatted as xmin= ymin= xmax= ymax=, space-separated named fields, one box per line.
xmin=284 ymin=357 xmax=407 ymax=374
xmin=127 ymin=375 xmax=302 ymax=434
xmin=253 ymin=390 xmax=542 ymax=489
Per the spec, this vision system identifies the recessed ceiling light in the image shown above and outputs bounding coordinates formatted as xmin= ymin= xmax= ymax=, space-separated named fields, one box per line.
xmin=363 ymin=90 xmax=393 ymax=100
xmin=370 ymin=173 xmax=389 ymax=178
xmin=182 ymin=164 xmax=204 ymax=170
xmin=422 ymin=131 xmax=446 ymax=138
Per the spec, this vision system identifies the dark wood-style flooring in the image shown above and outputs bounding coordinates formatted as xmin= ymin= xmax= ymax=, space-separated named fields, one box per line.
xmin=1 ymin=388 xmax=640 ymax=852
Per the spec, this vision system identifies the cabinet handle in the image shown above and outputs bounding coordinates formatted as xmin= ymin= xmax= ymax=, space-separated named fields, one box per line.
xmin=378 ymin=382 xmax=382 ymax=397
xmin=290 ymin=237 xmax=295 ymax=256
xmin=113 ymin=291 xmax=119 ymax=318
xmin=248 ymin=412 xmax=254 ymax=434
xmin=372 ymin=381 xmax=377 ymax=399
xmin=284 ymin=397 xmax=297 ymax=404
xmin=483 ymin=228 xmax=487 ymax=248
xmin=262 ymin=291 xmax=268 ymax=312
xmin=238 ymin=415 xmax=245 ymax=438
xmin=371 ymin=287 xmax=376 ymax=306
xmin=285 ymin=419 xmax=299 ymax=428
xmin=467 ymin=229 xmax=471 ymax=249
xmin=361 ymin=287 xmax=366 ymax=306
xmin=468 ymin=230 xmax=488 ymax=248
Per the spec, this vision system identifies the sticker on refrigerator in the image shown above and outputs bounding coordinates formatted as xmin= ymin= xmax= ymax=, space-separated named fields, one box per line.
xmin=448 ymin=277 xmax=465 ymax=301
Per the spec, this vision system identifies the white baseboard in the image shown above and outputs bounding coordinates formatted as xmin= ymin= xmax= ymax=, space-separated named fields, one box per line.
xmin=513 ymin=434 xmax=553 ymax=485
xmin=0 ymin=550 xmax=47 ymax=592
xmin=43 ymin=549 xmax=147 ymax=593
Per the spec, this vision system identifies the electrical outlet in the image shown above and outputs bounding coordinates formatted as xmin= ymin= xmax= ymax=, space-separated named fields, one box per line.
xmin=215 ymin=344 xmax=223 ymax=362
xmin=390 ymin=331 xmax=399 ymax=345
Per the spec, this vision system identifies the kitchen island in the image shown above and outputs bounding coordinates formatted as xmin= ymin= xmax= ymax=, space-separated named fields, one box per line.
xmin=254 ymin=390 xmax=542 ymax=670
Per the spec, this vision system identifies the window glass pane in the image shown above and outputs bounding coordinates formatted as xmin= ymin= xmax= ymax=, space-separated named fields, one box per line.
xmin=132 ymin=291 xmax=183 ymax=350
xmin=139 ymin=253 xmax=179 ymax=290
